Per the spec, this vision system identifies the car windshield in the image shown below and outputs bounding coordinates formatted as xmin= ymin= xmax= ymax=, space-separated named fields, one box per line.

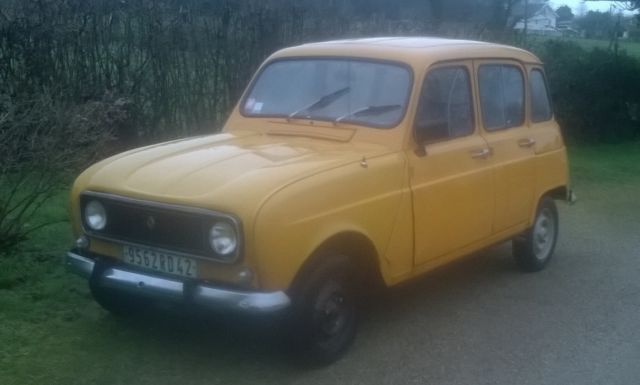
xmin=242 ymin=58 xmax=412 ymax=128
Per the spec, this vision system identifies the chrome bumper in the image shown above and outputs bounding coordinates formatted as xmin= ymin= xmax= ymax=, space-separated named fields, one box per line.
xmin=65 ymin=252 xmax=290 ymax=314
xmin=568 ymin=189 xmax=577 ymax=205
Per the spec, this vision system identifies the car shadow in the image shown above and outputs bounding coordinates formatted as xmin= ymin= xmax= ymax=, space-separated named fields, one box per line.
xmin=93 ymin=241 xmax=521 ymax=371
xmin=366 ymin=241 xmax=518 ymax=314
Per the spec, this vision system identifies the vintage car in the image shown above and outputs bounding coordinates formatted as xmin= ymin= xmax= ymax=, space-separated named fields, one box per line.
xmin=66 ymin=37 xmax=573 ymax=364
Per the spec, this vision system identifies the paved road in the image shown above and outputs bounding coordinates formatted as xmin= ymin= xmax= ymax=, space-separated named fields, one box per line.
xmin=112 ymin=181 xmax=640 ymax=385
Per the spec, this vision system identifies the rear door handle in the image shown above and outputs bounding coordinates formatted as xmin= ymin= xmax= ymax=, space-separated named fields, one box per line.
xmin=470 ymin=148 xmax=491 ymax=159
xmin=518 ymin=138 xmax=536 ymax=148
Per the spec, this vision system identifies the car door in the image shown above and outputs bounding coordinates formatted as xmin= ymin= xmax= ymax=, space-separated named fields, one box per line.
xmin=474 ymin=60 xmax=536 ymax=234
xmin=408 ymin=62 xmax=494 ymax=266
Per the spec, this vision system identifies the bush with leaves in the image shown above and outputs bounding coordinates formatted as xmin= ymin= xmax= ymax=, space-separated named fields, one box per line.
xmin=533 ymin=40 xmax=640 ymax=143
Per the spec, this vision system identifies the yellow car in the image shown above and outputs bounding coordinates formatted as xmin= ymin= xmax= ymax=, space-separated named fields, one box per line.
xmin=66 ymin=37 xmax=573 ymax=364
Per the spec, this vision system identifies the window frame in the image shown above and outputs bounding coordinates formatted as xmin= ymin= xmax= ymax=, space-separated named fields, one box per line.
xmin=529 ymin=67 xmax=554 ymax=123
xmin=413 ymin=63 xmax=476 ymax=145
xmin=477 ymin=63 xmax=526 ymax=132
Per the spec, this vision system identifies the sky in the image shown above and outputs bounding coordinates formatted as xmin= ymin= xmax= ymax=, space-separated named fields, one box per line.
xmin=548 ymin=1 xmax=635 ymax=15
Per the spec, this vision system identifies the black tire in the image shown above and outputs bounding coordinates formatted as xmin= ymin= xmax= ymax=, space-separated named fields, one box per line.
xmin=89 ymin=280 xmax=149 ymax=316
xmin=513 ymin=196 xmax=559 ymax=272
xmin=288 ymin=255 xmax=359 ymax=366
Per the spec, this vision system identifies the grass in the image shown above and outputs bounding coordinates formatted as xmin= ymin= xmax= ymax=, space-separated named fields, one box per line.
xmin=528 ymin=36 xmax=640 ymax=57
xmin=568 ymin=37 xmax=640 ymax=57
xmin=569 ymin=141 xmax=640 ymax=185
xmin=1 ymin=142 xmax=639 ymax=384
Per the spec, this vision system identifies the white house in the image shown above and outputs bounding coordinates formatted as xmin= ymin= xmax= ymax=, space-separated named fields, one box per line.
xmin=513 ymin=3 xmax=559 ymax=35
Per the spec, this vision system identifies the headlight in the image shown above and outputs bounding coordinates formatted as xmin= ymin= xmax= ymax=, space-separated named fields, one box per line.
xmin=84 ymin=200 xmax=107 ymax=230
xmin=209 ymin=221 xmax=237 ymax=256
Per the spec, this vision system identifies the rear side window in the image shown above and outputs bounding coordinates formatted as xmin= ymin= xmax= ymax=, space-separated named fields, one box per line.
xmin=415 ymin=66 xmax=474 ymax=142
xmin=530 ymin=69 xmax=552 ymax=122
xmin=478 ymin=65 xmax=524 ymax=131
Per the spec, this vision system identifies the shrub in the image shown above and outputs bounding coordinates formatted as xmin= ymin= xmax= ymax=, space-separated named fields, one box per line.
xmin=533 ymin=40 xmax=640 ymax=143
xmin=0 ymin=93 xmax=120 ymax=253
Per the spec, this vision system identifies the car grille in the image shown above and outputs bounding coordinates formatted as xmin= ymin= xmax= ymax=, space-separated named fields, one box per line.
xmin=80 ymin=193 xmax=235 ymax=260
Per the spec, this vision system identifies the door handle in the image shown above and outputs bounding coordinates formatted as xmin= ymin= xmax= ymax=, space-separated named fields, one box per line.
xmin=470 ymin=148 xmax=491 ymax=159
xmin=518 ymin=138 xmax=536 ymax=148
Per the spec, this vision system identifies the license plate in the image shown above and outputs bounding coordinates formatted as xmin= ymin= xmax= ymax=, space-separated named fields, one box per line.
xmin=123 ymin=245 xmax=197 ymax=278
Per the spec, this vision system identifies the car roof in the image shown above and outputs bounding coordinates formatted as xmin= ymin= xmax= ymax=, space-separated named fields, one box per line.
xmin=271 ymin=37 xmax=542 ymax=66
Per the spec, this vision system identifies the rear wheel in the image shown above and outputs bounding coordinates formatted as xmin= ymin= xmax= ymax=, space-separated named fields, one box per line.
xmin=513 ymin=196 xmax=559 ymax=272
xmin=289 ymin=255 xmax=358 ymax=366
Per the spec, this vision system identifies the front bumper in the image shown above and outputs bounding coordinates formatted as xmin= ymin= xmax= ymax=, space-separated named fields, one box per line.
xmin=66 ymin=251 xmax=291 ymax=314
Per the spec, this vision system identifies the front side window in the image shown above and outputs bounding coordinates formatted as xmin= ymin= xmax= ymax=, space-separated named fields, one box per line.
xmin=530 ymin=69 xmax=552 ymax=122
xmin=478 ymin=64 xmax=525 ymax=131
xmin=242 ymin=58 xmax=412 ymax=128
xmin=414 ymin=66 xmax=474 ymax=142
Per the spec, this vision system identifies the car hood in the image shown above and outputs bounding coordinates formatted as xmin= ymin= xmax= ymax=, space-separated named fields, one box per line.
xmin=77 ymin=129 xmax=390 ymax=217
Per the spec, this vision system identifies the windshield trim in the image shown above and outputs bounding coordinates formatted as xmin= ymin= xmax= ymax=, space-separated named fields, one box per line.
xmin=239 ymin=56 xmax=415 ymax=129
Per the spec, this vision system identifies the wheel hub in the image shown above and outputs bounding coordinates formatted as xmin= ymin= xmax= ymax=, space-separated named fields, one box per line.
xmin=533 ymin=207 xmax=555 ymax=260
xmin=319 ymin=293 xmax=347 ymax=336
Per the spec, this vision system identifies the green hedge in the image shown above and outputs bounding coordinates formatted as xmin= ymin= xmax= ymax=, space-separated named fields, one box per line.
xmin=1 ymin=1 xmax=638 ymax=147
xmin=532 ymin=40 xmax=640 ymax=143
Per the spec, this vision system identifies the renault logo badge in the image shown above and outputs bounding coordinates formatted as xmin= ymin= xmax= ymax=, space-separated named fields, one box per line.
xmin=146 ymin=215 xmax=156 ymax=230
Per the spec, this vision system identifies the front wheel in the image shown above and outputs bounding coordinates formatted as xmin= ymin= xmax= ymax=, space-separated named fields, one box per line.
xmin=288 ymin=255 xmax=358 ymax=366
xmin=513 ymin=196 xmax=559 ymax=272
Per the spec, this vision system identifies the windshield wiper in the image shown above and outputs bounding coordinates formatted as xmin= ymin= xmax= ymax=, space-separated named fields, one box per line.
xmin=287 ymin=86 xmax=351 ymax=121
xmin=334 ymin=104 xmax=401 ymax=124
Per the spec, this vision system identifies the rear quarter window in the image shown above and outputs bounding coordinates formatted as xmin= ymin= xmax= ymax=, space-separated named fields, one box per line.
xmin=530 ymin=69 xmax=553 ymax=122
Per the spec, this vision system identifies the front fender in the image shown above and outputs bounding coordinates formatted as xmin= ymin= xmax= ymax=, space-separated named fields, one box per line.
xmin=252 ymin=152 xmax=407 ymax=291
